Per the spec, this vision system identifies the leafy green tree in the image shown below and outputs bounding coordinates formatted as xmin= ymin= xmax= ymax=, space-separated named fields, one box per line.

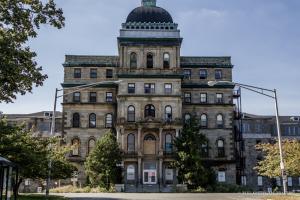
xmin=0 ymin=119 xmax=76 ymax=194
xmin=255 ymin=139 xmax=300 ymax=178
xmin=172 ymin=115 xmax=216 ymax=189
xmin=85 ymin=132 xmax=122 ymax=189
xmin=0 ymin=0 xmax=64 ymax=103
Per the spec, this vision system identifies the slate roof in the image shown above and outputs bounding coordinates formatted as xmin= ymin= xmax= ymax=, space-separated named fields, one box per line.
xmin=126 ymin=6 xmax=173 ymax=23
xmin=180 ymin=56 xmax=233 ymax=68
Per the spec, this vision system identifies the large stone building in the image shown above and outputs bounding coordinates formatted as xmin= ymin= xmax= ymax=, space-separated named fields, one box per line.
xmin=241 ymin=113 xmax=300 ymax=192
xmin=62 ymin=0 xmax=238 ymax=191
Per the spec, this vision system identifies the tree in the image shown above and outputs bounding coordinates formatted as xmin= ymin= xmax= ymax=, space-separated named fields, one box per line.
xmin=0 ymin=119 xmax=76 ymax=195
xmin=0 ymin=0 xmax=65 ymax=103
xmin=85 ymin=132 xmax=122 ymax=189
xmin=255 ymin=139 xmax=300 ymax=178
xmin=172 ymin=115 xmax=216 ymax=189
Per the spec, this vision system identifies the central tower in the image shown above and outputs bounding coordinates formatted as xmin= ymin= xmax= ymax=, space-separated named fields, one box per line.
xmin=142 ymin=0 xmax=157 ymax=7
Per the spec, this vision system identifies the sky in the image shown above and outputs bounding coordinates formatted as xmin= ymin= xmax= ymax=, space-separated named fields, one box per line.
xmin=0 ymin=0 xmax=299 ymax=116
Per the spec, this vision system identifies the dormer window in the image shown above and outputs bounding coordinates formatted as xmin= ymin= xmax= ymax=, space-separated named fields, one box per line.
xmin=147 ymin=53 xmax=154 ymax=68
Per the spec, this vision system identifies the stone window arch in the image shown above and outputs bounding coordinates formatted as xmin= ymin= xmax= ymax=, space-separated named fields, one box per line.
xmin=163 ymin=53 xmax=170 ymax=69
xmin=165 ymin=105 xmax=172 ymax=121
xmin=130 ymin=52 xmax=137 ymax=69
xmin=145 ymin=104 xmax=155 ymax=118
xmin=217 ymin=139 xmax=225 ymax=157
xmin=89 ymin=113 xmax=96 ymax=128
xmin=128 ymin=106 xmax=135 ymax=122
xmin=200 ymin=114 xmax=208 ymax=128
xmin=88 ymin=138 xmax=96 ymax=154
xmin=147 ymin=53 xmax=154 ymax=68
xmin=72 ymin=138 xmax=80 ymax=156
xmin=72 ymin=113 xmax=80 ymax=128
xmin=217 ymin=114 xmax=224 ymax=128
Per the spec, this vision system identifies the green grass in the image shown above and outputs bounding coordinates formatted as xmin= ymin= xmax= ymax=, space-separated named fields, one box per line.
xmin=17 ymin=194 xmax=68 ymax=200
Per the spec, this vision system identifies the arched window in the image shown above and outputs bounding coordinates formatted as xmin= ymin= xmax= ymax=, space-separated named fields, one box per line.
xmin=88 ymin=138 xmax=96 ymax=154
xmin=127 ymin=134 xmax=135 ymax=153
xmin=201 ymin=141 xmax=209 ymax=157
xmin=130 ymin=52 xmax=137 ymax=69
xmin=217 ymin=139 xmax=225 ymax=157
xmin=128 ymin=106 xmax=135 ymax=122
xmin=163 ymin=53 xmax=170 ymax=69
xmin=144 ymin=134 xmax=156 ymax=141
xmin=105 ymin=114 xmax=113 ymax=128
xmin=217 ymin=114 xmax=224 ymax=128
xmin=200 ymin=114 xmax=208 ymax=128
xmin=89 ymin=113 xmax=96 ymax=128
xmin=184 ymin=113 xmax=191 ymax=123
xmin=165 ymin=134 xmax=173 ymax=153
xmin=165 ymin=106 xmax=172 ymax=121
xmin=127 ymin=165 xmax=135 ymax=181
xmin=72 ymin=138 xmax=80 ymax=156
xmin=73 ymin=113 xmax=80 ymax=128
xmin=145 ymin=104 xmax=155 ymax=118
xmin=147 ymin=53 xmax=154 ymax=68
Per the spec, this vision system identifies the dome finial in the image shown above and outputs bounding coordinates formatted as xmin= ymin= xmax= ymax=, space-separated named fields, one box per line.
xmin=142 ymin=0 xmax=157 ymax=7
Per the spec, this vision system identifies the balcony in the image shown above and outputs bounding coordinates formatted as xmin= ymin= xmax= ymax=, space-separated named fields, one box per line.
xmin=117 ymin=117 xmax=183 ymax=126
xmin=123 ymin=151 xmax=138 ymax=158
xmin=117 ymin=68 xmax=183 ymax=79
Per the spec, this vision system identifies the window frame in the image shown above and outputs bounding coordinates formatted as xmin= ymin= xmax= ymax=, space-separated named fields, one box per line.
xmin=127 ymin=134 xmax=135 ymax=153
xmin=183 ymin=69 xmax=191 ymax=80
xmin=165 ymin=134 xmax=173 ymax=153
xmin=127 ymin=106 xmax=136 ymax=122
xmin=145 ymin=104 xmax=155 ymax=118
xmin=128 ymin=83 xmax=136 ymax=94
xmin=73 ymin=92 xmax=81 ymax=103
xmin=215 ymin=69 xmax=223 ymax=80
xmin=217 ymin=114 xmax=224 ymax=128
xmin=164 ymin=83 xmax=172 ymax=94
xmin=72 ymin=113 xmax=80 ymax=128
xmin=163 ymin=53 xmax=170 ymax=69
xmin=147 ymin=53 xmax=154 ymax=69
xmin=72 ymin=138 xmax=80 ymax=156
xmin=184 ymin=92 xmax=191 ymax=103
xmin=144 ymin=83 xmax=155 ymax=94
xmin=217 ymin=139 xmax=225 ymax=157
xmin=106 ymin=92 xmax=113 ymax=102
xmin=165 ymin=105 xmax=172 ymax=121
xmin=106 ymin=69 xmax=113 ymax=78
xmin=74 ymin=68 xmax=81 ymax=78
xmin=105 ymin=113 xmax=113 ymax=128
xmin=200 ymin=114 xmax=208 ymax=128
xmin=216 ymin=93 xmax=224 ymax=104
xmin=88 ymin=138 xmax=96 ymax=155
xmin=200 ymin=93 xmax=207 ymax=103
xmin=89 ymin=92 xmax=97 ymax=103
xmin=90 ymin=68 xmax=97 ymax=79
xmin=130 ymin=52 xmax=137 ymax=69
xmin=199 ymin=69 xmax=208 ymax=79
xmin=89 ymin=113 xmax=97 ymax=128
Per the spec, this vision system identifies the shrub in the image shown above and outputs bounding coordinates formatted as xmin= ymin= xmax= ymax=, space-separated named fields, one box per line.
xmin=50 ymin=185 xmax=115 ymax=193
xmin=207 ymin=183 xmax=253 ymax=193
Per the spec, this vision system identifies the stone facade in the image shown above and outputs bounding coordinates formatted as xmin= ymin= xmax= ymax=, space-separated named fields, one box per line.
xmin=241 ymin=113 xmax=300 ymax=192
xmin=62 ymin=0 xmax=238 ymax=191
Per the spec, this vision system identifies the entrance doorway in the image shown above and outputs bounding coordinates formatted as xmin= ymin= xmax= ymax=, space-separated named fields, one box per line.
xmin=143 ymin=170 xmax=157 ymax=184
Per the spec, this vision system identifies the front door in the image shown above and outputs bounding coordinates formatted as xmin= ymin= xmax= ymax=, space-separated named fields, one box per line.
xmin=143 ymin=170 xmax=157 ymax=184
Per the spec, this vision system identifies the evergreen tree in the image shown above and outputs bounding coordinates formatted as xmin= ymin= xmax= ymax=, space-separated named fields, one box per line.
xmin=172 ymin=115 xmax=216 ymax=189
xmin=85 ymin=132 xmax=122 ymax=189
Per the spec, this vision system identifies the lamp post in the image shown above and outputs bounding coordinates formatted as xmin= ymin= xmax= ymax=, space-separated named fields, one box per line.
xmin=208 ymin=80 xmax=287 ymax=195
xmin=45 ymin=80 xmax=122 ymax=197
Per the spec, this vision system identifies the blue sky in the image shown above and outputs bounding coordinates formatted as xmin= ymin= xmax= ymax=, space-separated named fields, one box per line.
xmin=1 ymin=0 xmax=299 ymax=115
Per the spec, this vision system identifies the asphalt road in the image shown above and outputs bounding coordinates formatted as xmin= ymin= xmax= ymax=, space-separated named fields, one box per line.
xmin=59 ymin=193 xmax=271 ymax=200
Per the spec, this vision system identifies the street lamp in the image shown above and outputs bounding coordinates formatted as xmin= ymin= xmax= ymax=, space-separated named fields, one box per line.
xmin=208 ymin=80 xmax=287 ymax=195
xmin=45 ymin=80 xmax=122 ymax=197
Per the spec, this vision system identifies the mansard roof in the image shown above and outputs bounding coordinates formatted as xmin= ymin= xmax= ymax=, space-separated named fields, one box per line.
xmin=63 ymin=55 xmax=119 ymax=67
xmin=63 ymin=55 xmax=232 ymax=68
xmin=180 ymin=56 xmax=233 ymax=68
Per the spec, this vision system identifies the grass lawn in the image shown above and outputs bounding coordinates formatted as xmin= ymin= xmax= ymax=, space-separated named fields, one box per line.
xmin=264 ymin=195 xmax=300 ymax=200
xmin=17 ymin=194 xmax=68 ymax=200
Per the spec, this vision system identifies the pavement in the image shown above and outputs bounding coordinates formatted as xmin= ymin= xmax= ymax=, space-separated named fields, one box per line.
xmin=58 ymin=193 xmax=272 ymax=200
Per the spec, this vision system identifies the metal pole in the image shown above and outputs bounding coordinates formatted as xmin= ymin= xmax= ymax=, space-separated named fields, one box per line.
xmin=46 ymin=88 xmax=58 ymax=198
xmin=274 ymin=89 xmax=287 ymax=194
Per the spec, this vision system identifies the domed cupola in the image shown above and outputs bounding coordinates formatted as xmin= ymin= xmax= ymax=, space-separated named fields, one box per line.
xmin=126 ymin=0 xmax=173 ymax=23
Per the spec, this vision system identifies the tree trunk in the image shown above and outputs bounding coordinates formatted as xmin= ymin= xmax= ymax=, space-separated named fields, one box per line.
xmin=13 ymin=178 xmax=22 ymax=200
